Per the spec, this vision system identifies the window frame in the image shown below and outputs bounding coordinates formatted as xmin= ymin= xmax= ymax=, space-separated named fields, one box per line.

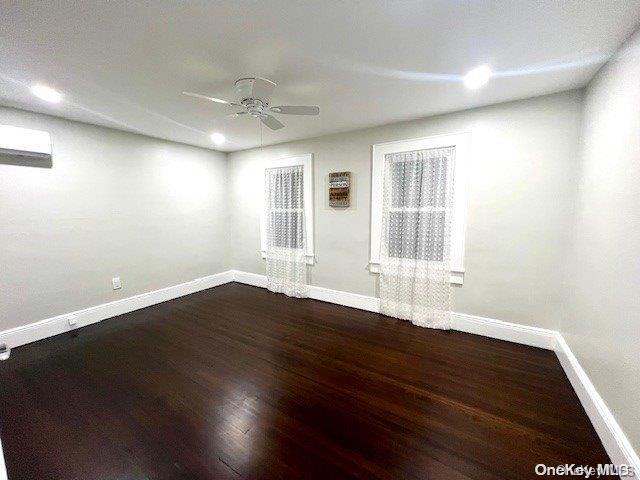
xmin=260 ymin=154 xmax=315 ymax=264
xmin=370 ymin=133 xmax=469 ymax=284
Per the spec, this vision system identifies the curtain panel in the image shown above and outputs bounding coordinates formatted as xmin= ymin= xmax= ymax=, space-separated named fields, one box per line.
xmin=264 ymin=165 xmax=308 ymax=297
xmin=379 ymin=146 xmax=455 ymax=329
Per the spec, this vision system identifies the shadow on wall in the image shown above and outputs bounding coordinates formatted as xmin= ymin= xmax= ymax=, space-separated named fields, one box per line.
xmin=0 ymin=153 xmax=52 ymax=168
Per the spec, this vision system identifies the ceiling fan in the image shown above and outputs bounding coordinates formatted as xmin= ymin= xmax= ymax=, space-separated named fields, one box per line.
xmin=182 ymin=77 xmax=319 ymax=131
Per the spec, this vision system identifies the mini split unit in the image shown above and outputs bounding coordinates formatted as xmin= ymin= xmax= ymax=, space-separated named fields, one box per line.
xmin=0 ymin=124 xmax=52 ymax=159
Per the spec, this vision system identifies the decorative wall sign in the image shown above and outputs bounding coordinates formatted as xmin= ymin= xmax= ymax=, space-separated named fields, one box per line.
xmin=329 ymin=171 xmax=351 ymax=207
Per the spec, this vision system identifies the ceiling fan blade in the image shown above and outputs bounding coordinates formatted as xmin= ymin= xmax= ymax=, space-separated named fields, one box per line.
xmin=182 ymin=91 xmax=238 ymax=105
xmin=225 ymin=111 xmax=248 ymax=119
xmin=260 ymin=114 xmax=284 ymax=130
xmin=251 ymin=77 xmax=277 ymax=100
xmin=270 ymin=105 xmax=320 ymax=116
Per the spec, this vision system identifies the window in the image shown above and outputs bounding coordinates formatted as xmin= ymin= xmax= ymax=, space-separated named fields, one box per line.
xmin=260 ymin=154 xmax=314 ymax=263
xmin=370 ymin=133 xmax=469 ymax=284
xmin=266 ymin=166 xmax=304 ymax=249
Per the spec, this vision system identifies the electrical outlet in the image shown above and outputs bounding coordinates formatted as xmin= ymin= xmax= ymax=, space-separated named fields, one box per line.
xmin=68 ymin=314 xmax=78 ymax=326
xmin=112 ymin=276 xmax=122 ymax=290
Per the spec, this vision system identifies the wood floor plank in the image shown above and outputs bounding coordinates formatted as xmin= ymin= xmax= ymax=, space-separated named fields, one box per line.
xmin=0 ymin=283 xmax=610 ymax=479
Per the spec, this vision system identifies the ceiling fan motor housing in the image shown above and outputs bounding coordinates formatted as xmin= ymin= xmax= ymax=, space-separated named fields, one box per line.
xmin=235 ymin=78 xmax=272 ymax=117
xmin=242 ymin=98 xmax=268 ymax=117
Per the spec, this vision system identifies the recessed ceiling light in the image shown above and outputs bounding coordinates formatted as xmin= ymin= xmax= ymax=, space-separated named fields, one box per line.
xmin=463 ymin=65 xmax=492 ymax=89
xmin=210 ymin=132 xmax=226 ymax=145
xmin=31 ymin=84 xmax=63 ymax=103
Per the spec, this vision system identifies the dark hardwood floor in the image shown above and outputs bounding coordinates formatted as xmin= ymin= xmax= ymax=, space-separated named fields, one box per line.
xmin=0 ymin=282 xmax=610 ymax=479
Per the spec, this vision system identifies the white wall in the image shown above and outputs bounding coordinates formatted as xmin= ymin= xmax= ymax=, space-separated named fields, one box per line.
xmin=563 ymin=29 xmax=640 ymax=450
xmin=0 ymin=107 xmax=229 ymax=331
xmin=228 ymin=90 xmax=583 ymax=330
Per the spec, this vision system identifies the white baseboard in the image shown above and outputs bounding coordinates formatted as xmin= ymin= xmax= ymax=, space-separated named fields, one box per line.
xmin=555 ymin=333 xmax=640 ymax=477
xmin=0 ymin=270 xmax=234 ymax=351
xmin=232 ymin=270 xmax=555 ymax=349
xmin=2 ymin=268 xmax=636 ymax=475
xmin=308 ymin=284 xmax=380 ymax=313
xmin=0 ymin=269 xmax=555 ymax=352
xmin=451 ymin=312 xmax=557 ymax=349
xmin=0 ymin=437 xmax=7 ymax=480
xmin=231 ymin=270 xmax=381 ymax=313
xmin=232 ymin=270 xmax=267 ymax=289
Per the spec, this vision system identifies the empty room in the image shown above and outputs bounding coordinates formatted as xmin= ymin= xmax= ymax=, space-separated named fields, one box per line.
xmin=1 ymin=1 xmax=639 ymax=479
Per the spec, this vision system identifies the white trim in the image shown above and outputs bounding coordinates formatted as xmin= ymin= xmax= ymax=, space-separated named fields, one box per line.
xmin=2 ymin=272 xmax=553 ymax=352
xmin=232 ymin=270 xmax=267 ymax=288
xmin=555 ymin=334 xmax=640 ymax=477
xmin=0 ymin=271 xmax=233 ymax=350
xmin=368 ymin=262 xmax=464 ymax=285
xmin=370 ymin=132 xmax=470 ymax=280
xmin=451 ymin=312 xmax=557 ymax=349
xmin=260 ymin=154 xmax=314 ymax=261
xmin=308 ymin=284 xmax=380 ymax=312
xmin=260 ymin=251 xmax=316 ymax=265
xmin=230 ymin=270 xmax=556 ymax=349
xmin=229 ymin=270 xmax=380 ymax=312
xmin=0 ymin=436 xmax=7 ymax=480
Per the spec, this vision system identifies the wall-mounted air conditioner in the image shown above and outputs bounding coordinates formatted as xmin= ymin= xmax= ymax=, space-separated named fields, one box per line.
xmin=0 ymin=124 xmax=52 ymax=159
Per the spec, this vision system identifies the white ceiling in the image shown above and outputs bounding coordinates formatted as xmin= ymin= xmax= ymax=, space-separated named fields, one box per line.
xmin=1 ymin=1 xmax=639 ymax=152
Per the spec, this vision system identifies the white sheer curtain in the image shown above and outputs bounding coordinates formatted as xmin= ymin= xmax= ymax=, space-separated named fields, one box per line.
xmin=264 ymin=165 xmax=308 ymax=298
xmin=379 ymin=146 xmax=455 ymax=329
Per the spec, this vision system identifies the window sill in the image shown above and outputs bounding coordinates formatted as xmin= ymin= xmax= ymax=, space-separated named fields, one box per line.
xmin=368 ymin=262 xmax=464 ymax=285
xmin=261 ymin=251 xmax=315 ymax=265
